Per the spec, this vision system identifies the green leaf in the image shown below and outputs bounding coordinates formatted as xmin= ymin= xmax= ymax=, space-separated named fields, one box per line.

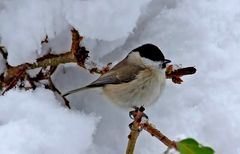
xmin=177 ymin=138 xmax=214 ymax=154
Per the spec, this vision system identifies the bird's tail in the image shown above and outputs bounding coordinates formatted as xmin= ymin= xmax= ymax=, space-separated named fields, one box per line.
xmin=62 ymin=86 xmax=90 ymax=97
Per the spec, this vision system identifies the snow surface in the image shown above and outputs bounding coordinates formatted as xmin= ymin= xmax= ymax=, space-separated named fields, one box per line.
xmin=1 ymin=0 xmax=240 ymax=154
xmin=0 ymin=0 xmax=149 ymax=66
xmin=0 ymin=89 xmax=99 ymax=154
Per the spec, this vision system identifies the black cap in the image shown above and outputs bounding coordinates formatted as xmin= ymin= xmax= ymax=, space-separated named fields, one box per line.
xmin=132 ymin=43 xmax=165 ymax=62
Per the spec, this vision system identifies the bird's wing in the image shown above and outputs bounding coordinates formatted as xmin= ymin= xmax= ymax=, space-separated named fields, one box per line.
xmin=87 ymin=58 xmax=144 ymax=88
xmin=62 ymin=57 xmax=144 ymax=97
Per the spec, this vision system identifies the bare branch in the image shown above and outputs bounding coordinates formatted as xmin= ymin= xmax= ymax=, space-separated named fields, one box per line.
xmin=141 ymin=122 xmax=176 ymax=148
xmin=126 ymin=109 xmax=144 ymax=154
xmin=166 ymin=65 xmax=196 ymax=84
xmin=126 ymin=108 xmax=177 ymax=154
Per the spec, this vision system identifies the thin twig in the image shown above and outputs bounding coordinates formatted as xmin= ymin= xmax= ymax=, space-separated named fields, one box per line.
xmin=126 ymin=108 xmax=177 ymax=154
xmin=166 ymin=66 xmax=196 ymax=84
xmin=126 ymin=125 xmax=140 ymax=154
xmin=141 ymin=122 xmax=176 ymax=148
xmin=126 ymin=109 xmax=144 ymax=154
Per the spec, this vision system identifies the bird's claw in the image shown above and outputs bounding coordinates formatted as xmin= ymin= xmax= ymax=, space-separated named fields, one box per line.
xmin=128 ymin=106 xmax=149 ymax=131
xmin=128 ymin=122 xmax=134 ymax=129
xmin=128 ymin=122 xmax=143 ymax=132
xmin=129 ymin=111 xmax=135 ymax=119
xmin=129 ymin=106 xmax=148 ymax=120
xmin=142 ymin=113 xmax=149 ymax=121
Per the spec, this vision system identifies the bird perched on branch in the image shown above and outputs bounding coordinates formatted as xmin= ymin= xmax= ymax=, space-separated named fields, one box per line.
xmin=63 ymin=43 xmax=171 ymax=108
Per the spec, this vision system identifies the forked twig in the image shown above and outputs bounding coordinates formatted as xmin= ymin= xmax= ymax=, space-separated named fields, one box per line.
xmin=126 ymin=108 xmax=176 ymax=154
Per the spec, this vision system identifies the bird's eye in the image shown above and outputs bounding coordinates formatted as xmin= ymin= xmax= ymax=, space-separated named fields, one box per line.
xmin=162 ymin=63 xmax=166 ymax=69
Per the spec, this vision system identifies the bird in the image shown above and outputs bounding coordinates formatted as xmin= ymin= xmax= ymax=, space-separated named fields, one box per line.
xmin=63 ymin=43 xmax=171 ymax=109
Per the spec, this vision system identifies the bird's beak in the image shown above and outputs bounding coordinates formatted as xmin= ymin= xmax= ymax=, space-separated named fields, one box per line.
xmin=163 ymin=59 xmax=171 ymax=64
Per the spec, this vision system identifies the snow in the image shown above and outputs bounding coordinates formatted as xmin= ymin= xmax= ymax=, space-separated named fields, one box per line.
xmin=1 ymin=0 xmax=240 ymax=154
xmin=64 ymin=0 xmax=150 ymax=40
xmin=0 ymin=89 xmax=99 ymax=154
xmin=0 ymin=0 xmax=149 ymax=66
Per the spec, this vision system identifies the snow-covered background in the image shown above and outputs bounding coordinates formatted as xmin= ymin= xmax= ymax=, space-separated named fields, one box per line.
xmin=0 ymin=0 xmax=240 ymax=153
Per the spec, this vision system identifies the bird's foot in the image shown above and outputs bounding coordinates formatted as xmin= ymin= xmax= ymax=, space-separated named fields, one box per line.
xmin=128 ymin=106 xmax=149 ymax=131
xmin=129 ymin=106 xmax=148 ymax=120
xmin=128 ymin=122 xmax=143 ymax=132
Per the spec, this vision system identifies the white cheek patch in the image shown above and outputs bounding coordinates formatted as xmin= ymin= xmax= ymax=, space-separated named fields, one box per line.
xmin=128 ymin=52 xmax=163 ymax=69
xmin=141 ymin=57 xmax=162 ymax=68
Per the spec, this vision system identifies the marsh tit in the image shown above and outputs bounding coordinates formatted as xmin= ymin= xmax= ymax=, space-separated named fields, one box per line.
xmin=63 ymin=43 xmax=171 ymax=108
